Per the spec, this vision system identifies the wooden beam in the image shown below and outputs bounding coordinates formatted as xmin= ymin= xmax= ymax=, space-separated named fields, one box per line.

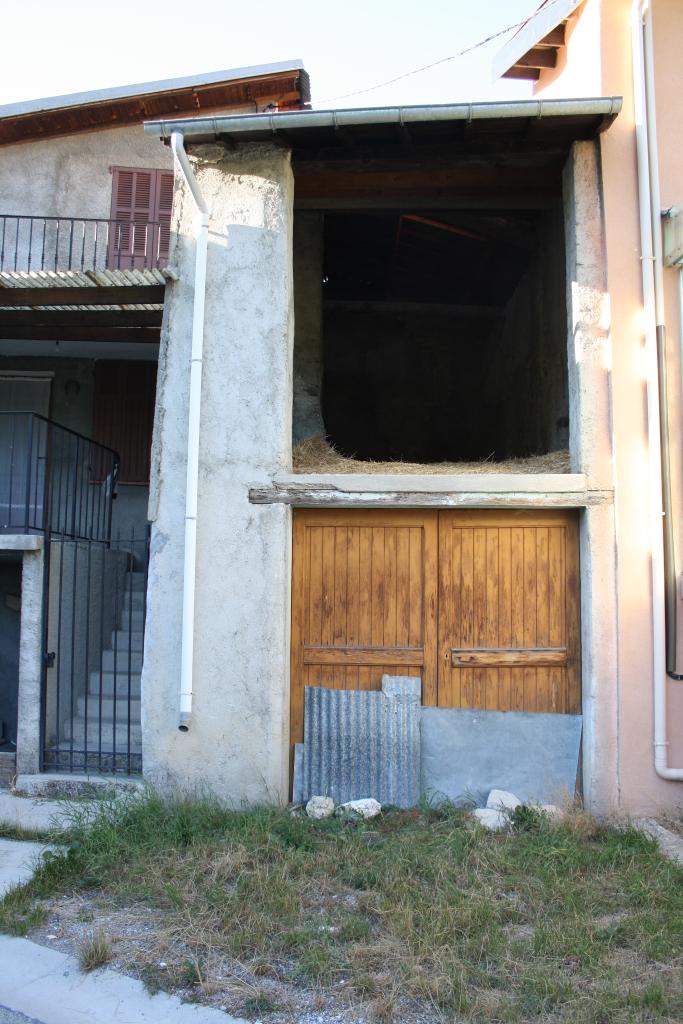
xmin=323 ymin=300 xmax=504 ymax=318
xmin=249 ymin=485 xmax=610 ymax=509
xmin=0 ymin=309 xmax=163 ymax=327
xmin=0 ymin=325 xmax=160 ymax=342
xmin=0 ymin=285 xmax=165 ymax=307
xmin=537 ymin=24 xmax=566 ymax=47
xmin=304 ymin=645 xmax=423 ymax=666
xmin=503 ymin=66 xmax=542 ymax=81
xmin=516 ymin=48 xmax=558 ymax=69
xmin=451 ymin=647 xmax=567 ymax=668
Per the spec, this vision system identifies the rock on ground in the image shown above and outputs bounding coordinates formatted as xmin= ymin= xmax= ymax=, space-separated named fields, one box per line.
xmin=335 ymin=798 xmax=382 ymax=820
xmin=472 ymin=808 xmax=509 ymax=831
xmin=305 ymin=796 xmax=335 ymax=820
xmin=486 ymin=789 xmax=521 ymax=812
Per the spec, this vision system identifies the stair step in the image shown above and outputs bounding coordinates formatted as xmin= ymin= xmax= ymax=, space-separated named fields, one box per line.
xmin=118 ymin=611 xmax=145 ymax=630
xmin=61 ymin=719 xmax=141 ymax=753
xmin=78 ymin=696 xmax=141 ymax=720
xmin=101 ymin=649 xmax=143 ymax=672
xmin=89 ymin=671 xmax=141 ymax=697
xmin=111 ymin=630 xmax=144 ymax=651
xmin=120 ymin=592 xmax=145 ymax=613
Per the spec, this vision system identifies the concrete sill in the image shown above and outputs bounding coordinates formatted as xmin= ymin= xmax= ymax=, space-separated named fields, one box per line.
xmin=0 ymin=534 xmax=44 ymax=551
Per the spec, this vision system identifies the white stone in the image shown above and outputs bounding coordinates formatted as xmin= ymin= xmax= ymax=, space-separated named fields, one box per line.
xmin=305 ymin=796 xmax=335 ymax=820
xmin=335 ymin=798 xmax=382 ymax=820
xmin=540 ymin=803 xmax=564 ymax=821
xmin=472 ymin=808 xmax=509 ymax=831
xmin=486 ymin=789 xmax=522 ymax=812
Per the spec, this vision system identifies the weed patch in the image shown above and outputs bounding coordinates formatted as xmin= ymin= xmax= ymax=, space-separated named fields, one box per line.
xmin=3 ymin=791 xmax=682 ymax=1022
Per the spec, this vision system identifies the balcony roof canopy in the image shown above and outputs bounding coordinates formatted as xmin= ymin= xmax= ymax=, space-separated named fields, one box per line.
xmin=0 ymin=61 xmax=310 ymax=147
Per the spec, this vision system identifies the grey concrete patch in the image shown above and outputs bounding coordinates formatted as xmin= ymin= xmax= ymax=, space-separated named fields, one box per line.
xmin=0 ymin=839 xmax=52 ymax=897
xmin=635 ymin=818 xmax=683 ymax=868
xmin=0 ymin=935 xmax=247 ymax=1024
xmin=421 ymin=708 xmax=582 ymax=807
xmin=0 ymin=792 xmax=77 ymax=832
xmin=298 ymin=675 xmax=421 ymax=808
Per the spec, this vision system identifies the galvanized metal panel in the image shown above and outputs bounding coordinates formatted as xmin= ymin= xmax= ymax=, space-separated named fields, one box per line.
xmin=298 ymin=674 xmax=421 ymax=808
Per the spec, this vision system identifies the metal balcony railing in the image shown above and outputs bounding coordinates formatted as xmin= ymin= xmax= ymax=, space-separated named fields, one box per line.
xmin=0 ymin=214 xmax=170 ymax=273
xmin=0 ymin=412 xmax=119 ymax=542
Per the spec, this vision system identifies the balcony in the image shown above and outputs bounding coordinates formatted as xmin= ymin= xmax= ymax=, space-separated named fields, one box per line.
xmin=0 ymin=214 xmax=169 ymax=274
xmin=0 ymin=411 xmax=119 ymax=542
xmin=0 ymin=216 xmax=173 ymax=345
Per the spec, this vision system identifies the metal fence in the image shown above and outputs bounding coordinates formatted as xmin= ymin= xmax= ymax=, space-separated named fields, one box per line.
xmin=0 ymin=411 xmax=119 ymax=542
xmin=0 ymin=214 xmax=169 ymax=273
xmin=41 ymin=527 xmax=149 ymax=775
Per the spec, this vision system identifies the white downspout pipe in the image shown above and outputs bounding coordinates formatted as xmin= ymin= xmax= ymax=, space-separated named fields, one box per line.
xmin=170 ymin=131 xmax=209 ymax=732
xmin=632 ymin=1 xmax=683 ymax=779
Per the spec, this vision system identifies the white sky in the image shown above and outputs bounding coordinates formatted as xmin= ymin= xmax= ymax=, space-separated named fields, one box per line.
xmin=0 ymin=0 xmax=543 ymax=110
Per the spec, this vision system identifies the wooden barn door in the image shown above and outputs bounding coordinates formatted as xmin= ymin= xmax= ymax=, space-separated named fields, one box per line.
xmin=437 ymin=510 xmax=580 ymax=713
xmin=290 ymin=510 xmax=438 ymax=753
xmin=290 ymin=508 xmax=581 ymax=769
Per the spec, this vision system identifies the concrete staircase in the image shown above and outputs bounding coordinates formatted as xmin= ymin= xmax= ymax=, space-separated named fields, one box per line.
xmin=61 ymin=571 xmax=145 ymax=759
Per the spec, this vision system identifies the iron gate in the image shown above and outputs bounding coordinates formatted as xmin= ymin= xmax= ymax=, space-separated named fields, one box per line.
xmin=41 ymin=526 xmax=150 ymax=775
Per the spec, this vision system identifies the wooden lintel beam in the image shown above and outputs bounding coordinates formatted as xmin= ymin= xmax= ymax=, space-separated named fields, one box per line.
xmin=516 ymin=48 xmax=558 ymax=69
xmin=0 ymin=325 xmax=160 ymax=342
xmin=0 ymin=309 xmax=163 ymax=327
xmin=0 ymin=285 xmax=165 ymax=307
xmin=323 ymin=299 xmax=504 ymax=318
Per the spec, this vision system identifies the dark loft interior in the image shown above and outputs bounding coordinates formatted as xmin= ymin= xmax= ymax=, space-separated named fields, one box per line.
xmin=320 ymin=207 xmax=568 ymax=463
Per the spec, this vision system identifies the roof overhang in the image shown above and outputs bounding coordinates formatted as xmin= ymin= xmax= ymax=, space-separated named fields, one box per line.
xmin=492 ymin=0 xmax=585 ymax=81
xmin=143 ymin=97 xmax=622 ymax=161
xmin=0 ymin=61 xmax=310 ymax=147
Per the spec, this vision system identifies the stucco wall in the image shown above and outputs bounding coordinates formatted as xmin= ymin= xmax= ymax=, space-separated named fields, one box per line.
xmin=537 ymin=0 xmax=683 ymax=813
xmin=143 ymin=141 xmax=294 ymax=803
xmin=0 ymin=125 xmax=171 ymax=221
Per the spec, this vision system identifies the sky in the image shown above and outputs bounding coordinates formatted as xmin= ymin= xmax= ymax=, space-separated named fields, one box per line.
xmin=0 ymin=0 xmax=544 ymax=110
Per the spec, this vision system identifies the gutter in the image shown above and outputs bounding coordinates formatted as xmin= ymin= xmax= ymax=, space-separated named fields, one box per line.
xmin=170 ymin=131 xmax=209 ymax=732
xmin=632 ymin=0 xmax=683 ymax=780
xmin=144 ymin=96 xmax=622 ymax=139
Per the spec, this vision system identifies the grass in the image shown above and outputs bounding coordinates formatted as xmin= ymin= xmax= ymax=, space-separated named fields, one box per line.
xmin=78 ymin=927 xmax=113 ymax=971
xmin=1 ymin=791 xmax=682 ymax=1022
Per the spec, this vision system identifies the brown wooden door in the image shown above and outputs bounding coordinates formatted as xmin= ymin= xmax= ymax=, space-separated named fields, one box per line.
xmin=290 ymin=510 xmax=438 ymax=752
xmin=290 ymin=508 xmax=581 ymax=763
xmin=438 ymin=510 xmax=580 ymax=713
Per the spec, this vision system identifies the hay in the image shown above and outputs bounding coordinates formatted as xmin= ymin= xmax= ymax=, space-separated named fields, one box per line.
xmin=292 ymin=436 xmax=571 ymax=475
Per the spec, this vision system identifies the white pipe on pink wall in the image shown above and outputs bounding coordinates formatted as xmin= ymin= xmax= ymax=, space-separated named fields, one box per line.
xmin=632 ymin=0 xmax=683 ymax=780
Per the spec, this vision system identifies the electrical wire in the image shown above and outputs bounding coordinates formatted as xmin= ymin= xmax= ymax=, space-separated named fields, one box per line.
xmin=313 ymin=0 xmax=578 ymax=106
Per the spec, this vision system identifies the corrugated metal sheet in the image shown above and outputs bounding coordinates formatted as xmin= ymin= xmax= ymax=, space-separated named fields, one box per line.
xmin=297 ymin=675 xmax=421 ymax=808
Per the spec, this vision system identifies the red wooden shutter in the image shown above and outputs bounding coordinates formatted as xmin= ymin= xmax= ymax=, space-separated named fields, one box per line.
xmin=93 ymin=361 xmax=157 ymax=484
xmin=156 ymin=172 xmax=174 ymax=266
xmin=108 ymin=168 xmax=158 ymax=270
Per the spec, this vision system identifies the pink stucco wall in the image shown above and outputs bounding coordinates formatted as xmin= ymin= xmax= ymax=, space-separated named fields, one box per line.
xmin=535 ymin=0 xmax=683 ymax=813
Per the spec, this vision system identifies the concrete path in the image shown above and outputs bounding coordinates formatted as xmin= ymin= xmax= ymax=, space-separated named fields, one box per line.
xmin=0 ymin=827 xmax=248 ymax=1023
xmin=0 ymin=793 xmax=74 ymax=833
xmin=0 ymin=839 xmax=52 ymax=896
xmin=635 ymin=817 xmax=683 ymax=867
xmin=0 ymin=936 xmax=248 ymax=1023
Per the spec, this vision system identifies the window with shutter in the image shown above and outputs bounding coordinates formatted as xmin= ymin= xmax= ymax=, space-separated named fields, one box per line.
xmin=108 ymin=168 xmax=174 ymax=270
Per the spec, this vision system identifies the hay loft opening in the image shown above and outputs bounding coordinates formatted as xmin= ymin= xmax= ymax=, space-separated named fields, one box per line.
xmin=292 ymin=206 xmax=567 ymax=468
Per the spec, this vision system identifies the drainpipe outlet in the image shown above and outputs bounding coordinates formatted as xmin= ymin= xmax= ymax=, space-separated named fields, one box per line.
xmin=178 ymin=713 xmax=191 ymax=732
